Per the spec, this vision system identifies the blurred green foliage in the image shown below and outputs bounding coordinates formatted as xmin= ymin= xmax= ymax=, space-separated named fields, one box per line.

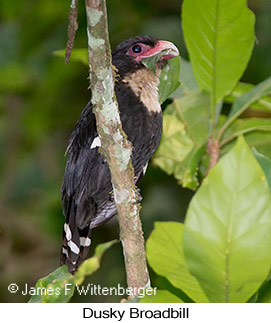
xmin=0 ymin=0 xmax=270 ymax=303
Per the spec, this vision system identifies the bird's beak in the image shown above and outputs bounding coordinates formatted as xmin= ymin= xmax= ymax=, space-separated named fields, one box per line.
xmin=136 ymin=40 xmax=179 ymax=62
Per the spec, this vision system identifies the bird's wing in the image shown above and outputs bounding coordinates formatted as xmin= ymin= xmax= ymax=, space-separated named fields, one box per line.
xmin=61 ymin=101 xmax=114 ymax=230
xmin=61 ymin=101 xmax=116 ymax=273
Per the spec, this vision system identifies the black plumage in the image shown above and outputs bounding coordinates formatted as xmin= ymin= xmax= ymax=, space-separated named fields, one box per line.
xmin=61 ymin=35 xmax=179 ymax=273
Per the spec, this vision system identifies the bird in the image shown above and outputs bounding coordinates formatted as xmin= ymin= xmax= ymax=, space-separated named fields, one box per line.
xmin=61 ymin=35 xmax=179 ymax=274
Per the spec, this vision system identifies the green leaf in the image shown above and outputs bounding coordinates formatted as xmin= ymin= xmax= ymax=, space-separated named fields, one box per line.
xmin=257 ymin=280 xmax=271 ymax=303
xmin=142 ymin=49 xmax=171 ymax=74
xmin=140 ymin=290 xmax=184 ymax=303
xmin=146 ymin=222 xmax=208 ymax=303
xmin=159 ymin=56 xmax=181 ymax=104
xmin=221 ymin=118 xmax=271 ymax=147
xmin=169 ymin=93 xmax=210 ymax=145
xmin=153 ymin=275 xmax=194 ymax=302
xmin=169 ymin=58 xmax=199 ymax=99
xmin=53 ymin=48 xmax=88 ymax=66
xmin=220 ymin=129 xmax=271 ymax=160
xmin=226 ymin=77 xmax=271 ymax=126
xmin=252 ymin=147 xmax=271 ymax=191
xmin=153 ymin=114 xmax=194 ymax=173
xmin=179 ymin=59 xmax=199 ymax=95
xmin=224 ymin=82 xmax=271 ymax=112
xmin=183 ymin=137 xmax=271 ymax=302
xmin=182 ymin=0 xmax=255 ymax=107
xmin=28 ymin=266 xmax=75 ymax=303
xmin=73 ymin=239 xmax=117 ymax=285
xmin=152 ymin=114 xmax=202 ymax=190
xmin=154 ymin=91 xmax=210 ymax=189
xmin=28 ymin=240 xmax=117 ymax=303
xmin=244 ymin=131 xmax=271 ymax=159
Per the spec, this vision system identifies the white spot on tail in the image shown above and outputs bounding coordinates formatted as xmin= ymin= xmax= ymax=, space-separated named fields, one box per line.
xmin=143 ymin=163 xmax=148 ymax=175
xmin=64 ymin=223 xmax=72 ymax=241
xmin=91 ymin=136 xmax=101 ymax=149
xmin=62 ymin=247 xmax=68 ymax=257
xmin=80 ymin=237 xmax=91 ymax=247
xmin=67 ymin=240 xmax=80 ymax=254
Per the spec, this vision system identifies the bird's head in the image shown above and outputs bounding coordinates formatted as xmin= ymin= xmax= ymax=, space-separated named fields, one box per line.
xmin=112 ymin=35 xmax=179 ymax=78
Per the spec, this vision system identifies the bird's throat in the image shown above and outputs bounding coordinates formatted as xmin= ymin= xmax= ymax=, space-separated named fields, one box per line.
xmin=122 ymin=68 xmax=161 ymax=114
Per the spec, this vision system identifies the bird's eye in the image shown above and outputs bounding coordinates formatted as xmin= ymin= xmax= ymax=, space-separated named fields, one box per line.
xmin=132 ymin=45 xmax=142 ymax=53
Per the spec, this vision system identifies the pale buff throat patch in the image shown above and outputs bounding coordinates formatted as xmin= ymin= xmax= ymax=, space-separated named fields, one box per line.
xmin=122 ymin=68 xmax=161 ymax=113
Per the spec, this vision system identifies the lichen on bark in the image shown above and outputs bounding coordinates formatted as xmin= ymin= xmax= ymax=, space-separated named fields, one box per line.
xmin=85 ymin=0 xmax=150 ymax=295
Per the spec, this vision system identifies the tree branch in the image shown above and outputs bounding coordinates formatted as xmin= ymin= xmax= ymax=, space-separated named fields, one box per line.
xmin=65 ymin=0 xmax=78 ymax=64
xmin=84 ymin=0 xmax=150 ymax=295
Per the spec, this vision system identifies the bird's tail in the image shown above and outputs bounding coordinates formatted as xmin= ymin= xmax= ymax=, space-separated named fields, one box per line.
xmin=60 ymin=221 xmax=93 ymax=274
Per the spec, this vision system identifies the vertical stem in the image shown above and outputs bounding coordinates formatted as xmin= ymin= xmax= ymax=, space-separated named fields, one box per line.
xmin=207 ymin=138 xmax=220 ymax=173
xmin=84 ymin=0 xmax=150 ymax=296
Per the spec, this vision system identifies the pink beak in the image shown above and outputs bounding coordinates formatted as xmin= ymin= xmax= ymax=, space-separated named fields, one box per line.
xmin=136 ymin=40 xmax=179 ymax=62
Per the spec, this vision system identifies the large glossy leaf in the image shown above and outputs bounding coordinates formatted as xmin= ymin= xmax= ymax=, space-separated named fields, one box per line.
xmin=140 ymin=290 xmax=184 ymax=303
xmin=146 ymin=222 xmax=208 ymax=303
xmin=182 ymin=0 xmax=255 ymax=106
xmin=252 ymin=147 xmax=271 ymax=191
xmin=154 ymin=91 xmax=210 ymax=189
xmin=183 ymin=137 xmax=271 ymax=302
xmin=153 ymin=275 xmax=194 ymax=302
xmin=257 ymin=280 xmax=271 ymax=303
xmin=28 ymin=240 xmax=117 ymax=303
